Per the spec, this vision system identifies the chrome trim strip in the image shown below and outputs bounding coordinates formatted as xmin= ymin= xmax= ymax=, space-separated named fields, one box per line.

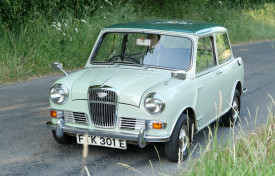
xmin=46 ymin=121 xmax=170 ymax=143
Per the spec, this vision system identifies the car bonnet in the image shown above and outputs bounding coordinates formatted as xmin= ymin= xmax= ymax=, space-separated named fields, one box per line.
xmin=71 ymin=67 xmax=170 ymax=107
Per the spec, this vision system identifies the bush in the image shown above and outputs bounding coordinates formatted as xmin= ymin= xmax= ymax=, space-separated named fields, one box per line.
xmin=1 ymin=0 xmax=275 ymax=83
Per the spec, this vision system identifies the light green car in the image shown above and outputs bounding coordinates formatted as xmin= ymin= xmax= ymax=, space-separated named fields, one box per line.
xmin=46 ymin=20 xmax=246 ymax=162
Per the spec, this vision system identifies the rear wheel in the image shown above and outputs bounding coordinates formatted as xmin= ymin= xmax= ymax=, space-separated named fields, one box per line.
xmin=222 ymin=89 xmax=240 ymax=127
xmin=52 ymin=130 xmax=76 ymax=145
xmin=164 ymin=113 xmax=190 ymax=162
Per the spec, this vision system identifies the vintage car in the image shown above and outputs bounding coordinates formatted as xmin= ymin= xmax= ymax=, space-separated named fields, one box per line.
xmin=46 ymin=20 xmax=246 ymax=162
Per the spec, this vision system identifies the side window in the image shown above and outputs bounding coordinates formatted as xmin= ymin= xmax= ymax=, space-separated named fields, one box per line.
xmin=216 ymin=33 xmax=232 ymax=63
xmin=196 ymin=36 xmax=216 ymax=73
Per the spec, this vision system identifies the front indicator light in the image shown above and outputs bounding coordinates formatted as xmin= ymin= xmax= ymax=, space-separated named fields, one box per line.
xmin=147 ymin=121 xmax=167 ymax=130
xmin=153 ymin=122 xmax=163 ymax=129
xmin=50 ymin=110 xmax=63 ymax=119
xmin=51 ymin=111 xmax=57 ymax=118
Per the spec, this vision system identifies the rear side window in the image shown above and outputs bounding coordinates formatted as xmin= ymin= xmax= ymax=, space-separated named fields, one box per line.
xmin=196 ymin=36 xmax=216 ymax=73
xmin=216 ymin=33 xmax=232 ymax=63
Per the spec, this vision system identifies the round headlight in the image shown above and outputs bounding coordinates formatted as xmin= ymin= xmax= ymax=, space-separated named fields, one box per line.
xmin=50 ymin=84 xmax=69 ymax=104
xmin=144 ymin=92 xmax=165 ymax=114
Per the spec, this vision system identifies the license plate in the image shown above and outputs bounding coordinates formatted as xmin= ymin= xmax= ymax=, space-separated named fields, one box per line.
xmin=76 ymin=134 xmax=127 ymax=150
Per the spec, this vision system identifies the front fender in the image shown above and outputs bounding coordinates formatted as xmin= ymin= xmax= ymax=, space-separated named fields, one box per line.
xmin=141 ymin=77 xmax=196 ymax=136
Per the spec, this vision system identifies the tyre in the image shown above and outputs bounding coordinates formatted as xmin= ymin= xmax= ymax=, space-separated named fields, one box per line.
xmin=52 ymin=130 xmax=76 ymax=145
xmin=164 ymin=113 xmax=190 ymax=162
xmin=222 ymin=89 xmax=240 ymax=127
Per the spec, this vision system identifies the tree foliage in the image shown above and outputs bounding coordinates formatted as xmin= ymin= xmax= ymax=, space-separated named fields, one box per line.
xmin=0 ymin=0 xmax=273 ymax=28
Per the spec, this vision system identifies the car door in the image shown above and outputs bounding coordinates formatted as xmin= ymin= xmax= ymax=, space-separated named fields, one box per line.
xmin=215 ymin=32 xmax=236 ymax=114
xmin=195 ymin=35 xmax=221 ymax=129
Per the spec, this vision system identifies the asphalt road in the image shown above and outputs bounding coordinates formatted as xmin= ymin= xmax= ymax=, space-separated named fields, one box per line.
xmin=0 ymin=41 xmax=275 ymax=176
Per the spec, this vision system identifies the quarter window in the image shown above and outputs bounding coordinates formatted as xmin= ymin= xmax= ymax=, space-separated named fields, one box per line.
xmin=196 ymin=36 xmax=216 ymax=73
xmin=216 ymin=33 xmax=232 ymax=63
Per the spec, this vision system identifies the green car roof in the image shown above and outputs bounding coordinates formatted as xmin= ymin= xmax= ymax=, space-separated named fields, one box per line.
xmin=106 ymin=20 xmax=225 ymax=34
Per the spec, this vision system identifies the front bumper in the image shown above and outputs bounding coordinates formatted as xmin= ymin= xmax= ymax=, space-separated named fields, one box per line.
xmin=46 ymin=120 xmax=170 ymax=148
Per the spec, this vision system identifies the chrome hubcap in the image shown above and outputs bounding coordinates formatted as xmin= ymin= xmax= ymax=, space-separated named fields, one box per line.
xmin=179 ymin=126 xmax=188 ymax=153
xmin=232 ymin=99 xmax=239 ymax=119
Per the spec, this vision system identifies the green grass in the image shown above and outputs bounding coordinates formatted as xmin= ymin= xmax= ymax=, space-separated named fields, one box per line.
xmin=181 ymin=98 xmax=275 ymax=176
xmin=1 ymin=1 xmax=275 ymax=84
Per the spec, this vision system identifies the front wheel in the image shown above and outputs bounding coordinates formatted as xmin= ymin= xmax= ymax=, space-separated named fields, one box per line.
xmin=164 ymin=114 xmax=190 ymax=162
xmin=222 ymin=89 xmax=241 ymax=127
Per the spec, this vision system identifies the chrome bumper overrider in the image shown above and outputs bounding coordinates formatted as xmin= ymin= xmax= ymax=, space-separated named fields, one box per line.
xmin=46 ymin=119 xmax=170 ymax=148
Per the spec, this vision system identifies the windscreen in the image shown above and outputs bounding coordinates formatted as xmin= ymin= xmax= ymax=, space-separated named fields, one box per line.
xmin=92 ymin=33 xmax=192 ymax=70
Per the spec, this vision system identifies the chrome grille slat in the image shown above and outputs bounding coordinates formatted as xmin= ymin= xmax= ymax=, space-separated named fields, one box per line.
xmin=119 ymin=117 xmax=146 ymax=130
xmin=89 ymin=101 xmax=116 ymax=105
xmin=89 ymin=88 xmax=117 ymax=127
xmin=64 ymin=111 xmax=88 ymax=125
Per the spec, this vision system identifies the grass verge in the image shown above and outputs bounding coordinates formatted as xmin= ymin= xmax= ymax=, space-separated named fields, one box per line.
xmin=181 ymin=98 xmax=275 ymax=175
xmin=1 ymin=1 xmax=275 ymax=84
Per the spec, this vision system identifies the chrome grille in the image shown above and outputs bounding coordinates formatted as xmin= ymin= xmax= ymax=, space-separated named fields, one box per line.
xmin=119 ymin=117 xmax=146 ymax=130
xmin=89 ymin=88 xmax=117 ymax=127
xmin=64 ymin=111 xmax=88 ymax=124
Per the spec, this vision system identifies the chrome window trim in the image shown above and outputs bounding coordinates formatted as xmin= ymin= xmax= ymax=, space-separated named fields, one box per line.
xmin=195 ymin=34 xmax=217 ymax=74
xmin=215 ymin=32 xmax=234 ymax=65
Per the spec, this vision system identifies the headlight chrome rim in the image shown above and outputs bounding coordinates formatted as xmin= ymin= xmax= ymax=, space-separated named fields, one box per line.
xmin=144 ymin=92 xmax=165 ymax=114
xmin=50 ymin=84 xmax=69 ymax=104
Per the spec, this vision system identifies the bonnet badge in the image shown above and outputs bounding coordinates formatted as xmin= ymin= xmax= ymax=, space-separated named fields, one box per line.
xmin=97 ymin=92 xmax=107 ymax=98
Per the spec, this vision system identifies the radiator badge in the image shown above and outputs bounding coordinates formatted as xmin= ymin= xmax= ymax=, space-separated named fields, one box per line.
xmin=97 ymin=92 xmax=108 ymax=98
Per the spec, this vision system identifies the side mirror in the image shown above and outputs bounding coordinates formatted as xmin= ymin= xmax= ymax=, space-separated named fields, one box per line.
xmin=52 ymin=62 xmax=68 ymax=76
xmin=52 ymin=62 xmax=63 ymax=70
xmin=171 ymin=71 xmax=186 ymax=80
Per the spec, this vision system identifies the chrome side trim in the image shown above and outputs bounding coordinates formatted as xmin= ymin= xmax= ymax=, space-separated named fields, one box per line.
xmin=46 ymin=121 xmax=170 ymax=145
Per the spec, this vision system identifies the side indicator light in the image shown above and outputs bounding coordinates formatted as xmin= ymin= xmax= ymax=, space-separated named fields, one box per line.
xmin=153 ymin=122 xmax=163 ymax=129
xmin=51 ymin=111 xmax=57 ymax=118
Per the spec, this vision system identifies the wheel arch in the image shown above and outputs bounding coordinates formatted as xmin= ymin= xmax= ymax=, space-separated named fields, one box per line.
xmin=183 ymin=108 xmax=197 ymax=140
xmin=236 ymin=81 xmax=242 ymax=95
xmin=170 ymin=107 xmax=198 ymax=141
xmin=230 ymin=80 xmax=242 ymax=104
xmin=226 ymin=80 xmax=242 ymax=115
